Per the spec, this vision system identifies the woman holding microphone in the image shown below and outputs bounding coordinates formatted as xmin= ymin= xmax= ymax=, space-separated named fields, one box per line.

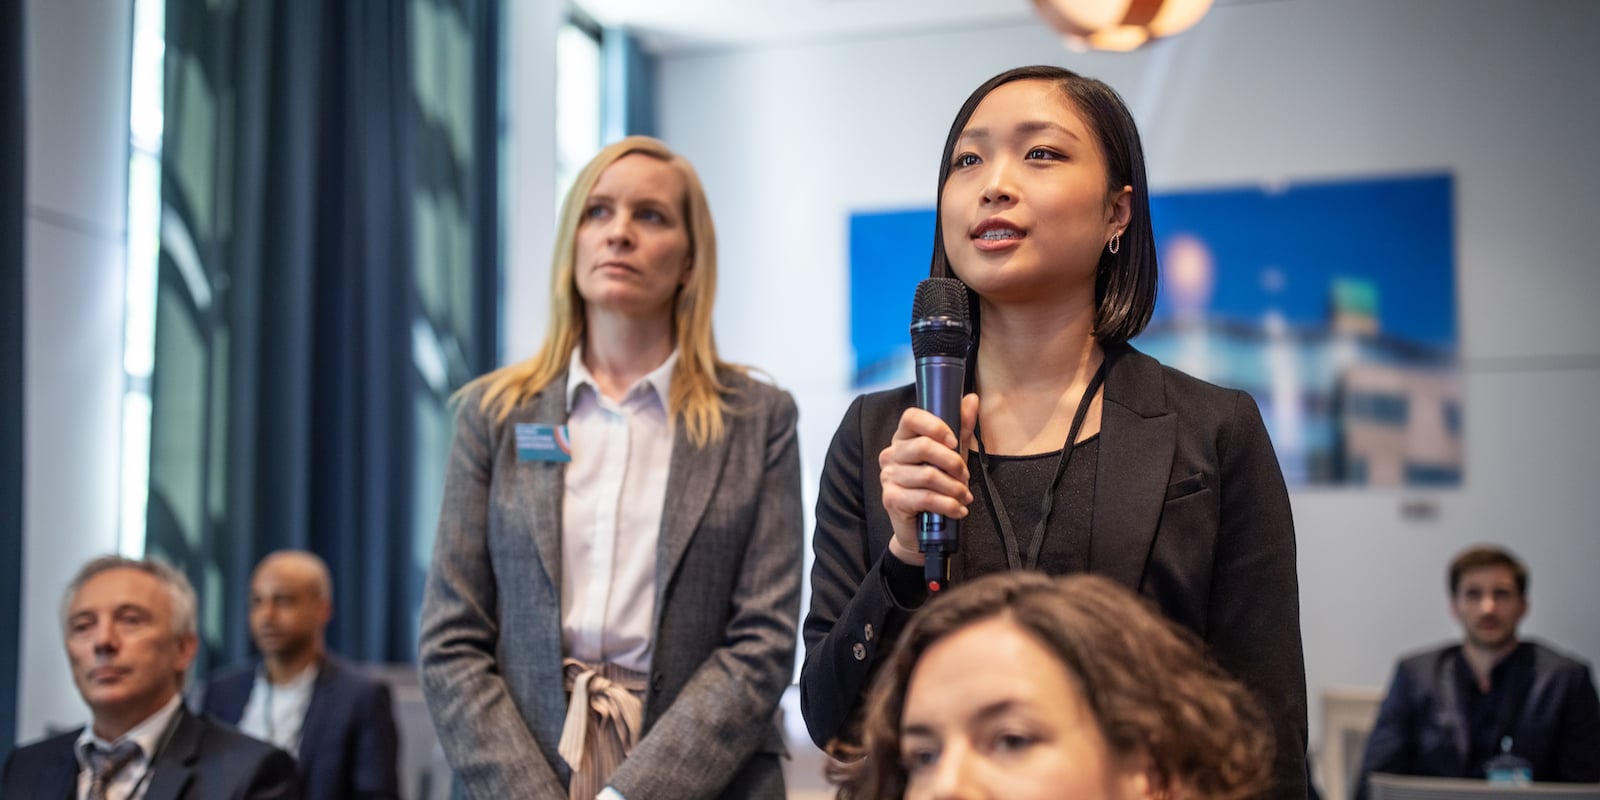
xmin=801 ymin=66 xmax=1308 ymax=797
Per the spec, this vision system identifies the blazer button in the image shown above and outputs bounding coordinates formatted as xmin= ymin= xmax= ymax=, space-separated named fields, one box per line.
xmin=652 ymin=673 xmax=664 ymax=691
xmin=863 ymin=623 xmax=874 ymax=642
xmin=852 ymin=642 xmax=867 ymax=661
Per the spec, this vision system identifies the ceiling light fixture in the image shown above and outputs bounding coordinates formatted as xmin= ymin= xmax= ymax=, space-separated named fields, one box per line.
xmin=1031 ymin=0 xmax=1214 ymax=52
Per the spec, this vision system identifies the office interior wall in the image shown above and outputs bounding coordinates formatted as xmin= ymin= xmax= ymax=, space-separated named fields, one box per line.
xmin=653 ymin=0 xmax=1600 ymax=755
xmin=500 ymin=0 xmax=563 ymax=365
xmin=18 ymin=0 xmax=132 ymax=740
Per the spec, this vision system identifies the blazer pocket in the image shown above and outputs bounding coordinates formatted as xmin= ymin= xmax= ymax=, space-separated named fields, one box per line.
xmin=1164 ymin=472 xmax=1209 ymax=502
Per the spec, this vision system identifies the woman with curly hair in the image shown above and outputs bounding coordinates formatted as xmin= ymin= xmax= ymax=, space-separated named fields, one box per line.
xmin=838 ymin=570 xmax=1274 ymax=800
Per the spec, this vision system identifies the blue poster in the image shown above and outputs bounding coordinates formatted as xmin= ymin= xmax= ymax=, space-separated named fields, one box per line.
xmin=849 ymin=173 xmax=1459 ymax=487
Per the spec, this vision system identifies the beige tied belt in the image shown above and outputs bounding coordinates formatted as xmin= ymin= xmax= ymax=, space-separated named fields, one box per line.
xmin=559 ymin=658 xmax=648 ymax=800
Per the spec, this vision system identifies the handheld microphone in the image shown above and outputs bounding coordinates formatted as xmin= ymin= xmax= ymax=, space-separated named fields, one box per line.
xmin=909 ymin=277 xmax=972 ymax=593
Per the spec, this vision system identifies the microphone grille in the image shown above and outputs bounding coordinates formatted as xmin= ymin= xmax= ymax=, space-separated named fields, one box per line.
xmin=910 ymin=278 xmax=972 ymax=359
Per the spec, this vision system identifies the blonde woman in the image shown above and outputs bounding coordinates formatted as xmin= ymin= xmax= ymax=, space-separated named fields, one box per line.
xmin=420 ymin=136 xmax=802 ymax=799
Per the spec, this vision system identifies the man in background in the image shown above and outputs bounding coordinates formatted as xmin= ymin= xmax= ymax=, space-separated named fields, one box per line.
xmin=202 ymin=550 xmax=399 ymax=800
xmin=1 ymin=555 xmax=298 ymax=798
xmin=1357 ymin=545 xmax=1600 ymax=796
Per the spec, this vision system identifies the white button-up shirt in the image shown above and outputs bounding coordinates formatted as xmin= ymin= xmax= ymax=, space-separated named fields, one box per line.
xmin=560 ymin=347 xmax=676 ymax=675
xmin=236 ymin=661 xmax=319 ymax=754
xmin=74 ymin=692 xmax=183 ymax=800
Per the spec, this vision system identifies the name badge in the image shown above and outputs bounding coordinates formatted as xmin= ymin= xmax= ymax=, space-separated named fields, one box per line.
xmin=1485 ymin=736 xmax=1534 ymax=784
xmin=515 ymin=423 xmax=572 ymax=463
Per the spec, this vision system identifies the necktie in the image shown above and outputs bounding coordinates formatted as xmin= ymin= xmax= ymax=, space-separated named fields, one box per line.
xmin=88 ymin=740 xmax=143 ymax=800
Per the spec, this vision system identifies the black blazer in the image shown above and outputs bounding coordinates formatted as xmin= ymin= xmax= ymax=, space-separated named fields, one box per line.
xmin=800 ymin=342 xmax=1308 ymax=798
xmin=202 ymin=655 xmax=400 ymax=800
xmin=1356 ymin=640 xmax=1600 ymax=797
xmin=0 ymin=704 xmax=299 ymax=800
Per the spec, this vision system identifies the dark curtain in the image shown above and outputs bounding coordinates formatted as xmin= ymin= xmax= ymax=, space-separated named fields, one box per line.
xmin=147 ymin=0 xmax=499 ymax=672
xmin=1 ymin=0 xmax=26 ymax=761
xmin=304 ymin=1 xmax=417 ymax=664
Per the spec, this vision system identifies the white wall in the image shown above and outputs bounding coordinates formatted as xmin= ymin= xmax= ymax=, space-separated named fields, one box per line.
xmin=18 ymin=0 xmax=131 ymax=740
xmin=653 ymin=0 xmax=1600 ymax=761
xmin=502 ymin=0 xmax=564 ymax=364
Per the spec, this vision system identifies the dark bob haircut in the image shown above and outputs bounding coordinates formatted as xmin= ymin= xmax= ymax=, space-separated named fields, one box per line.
xmin=929 ymin=65 xmax=1158 ymax=345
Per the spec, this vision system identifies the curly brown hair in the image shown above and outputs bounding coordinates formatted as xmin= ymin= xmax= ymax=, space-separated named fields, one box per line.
xmin=835 ymin=571 xmax=1274 ymax=800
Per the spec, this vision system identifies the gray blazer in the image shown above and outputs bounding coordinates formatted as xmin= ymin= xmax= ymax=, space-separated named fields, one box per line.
xmin=418 ymin=368 xmax=802 ymax=800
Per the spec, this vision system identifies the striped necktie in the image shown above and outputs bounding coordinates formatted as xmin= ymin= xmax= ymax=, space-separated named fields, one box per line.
xmin=87 ymin=740 xmax=143 ymax=800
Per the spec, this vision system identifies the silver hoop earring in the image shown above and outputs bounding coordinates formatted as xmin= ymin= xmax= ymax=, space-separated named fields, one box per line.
xmin=1108 ymin=233 xmax=1121 ymax=255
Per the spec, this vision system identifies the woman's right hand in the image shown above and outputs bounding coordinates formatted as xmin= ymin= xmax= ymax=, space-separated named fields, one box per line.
xmin=880 ymin=394 xmax=979 ymax=565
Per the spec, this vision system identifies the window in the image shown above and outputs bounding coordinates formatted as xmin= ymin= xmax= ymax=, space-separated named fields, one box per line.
xmin=120 ymin=0 xmax=166 ymax=557
xmin=555 ymin=10 xmax=603 ymax=206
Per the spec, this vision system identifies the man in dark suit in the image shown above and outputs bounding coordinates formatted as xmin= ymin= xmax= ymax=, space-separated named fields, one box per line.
xmin=1 ymin=555 xmax=299 ymax=799
xmin=201 ymin=550 xmax=399 ymax=800
xmin=1356 ymin=545 xmax=1600 ymax=798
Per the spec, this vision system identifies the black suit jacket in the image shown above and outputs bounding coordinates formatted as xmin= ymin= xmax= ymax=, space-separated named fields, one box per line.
xmin=201 ymin=655 xmax=400 ymax=800
xmin=1356 ymin=640 xmax=1600 ymax=798
xmin=0 ymin=705 xmax=299 ymax=800
xmin=799 ymin=342 xmax=1309 ymax=798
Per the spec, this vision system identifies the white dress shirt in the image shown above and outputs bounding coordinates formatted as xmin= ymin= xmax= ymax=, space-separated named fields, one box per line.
xmin=236 ymin=661 xmax=319 ymax=754
xmin=74 ymin=692 xmax=183 ymax=800
xmin=560 ymin=346 xmax=675 ymax=675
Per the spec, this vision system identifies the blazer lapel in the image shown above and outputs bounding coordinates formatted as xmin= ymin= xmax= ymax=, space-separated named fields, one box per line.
xmin=297 ymin=656 xmax=335 ymax=764
xmin=1090 ymin=345 xmax=1176 ymax=591
xmin=41 ymin=733 xmax=80 ymax=800
xmin=1437 ymin=652 xmax=1472 ymax=773
xmin=512 ymin=381 xmax=570 ymax=591
xmin=210 ymin=671 xmax=251 ymax=725
xmin=655 ymin=421 xmax=731 ymax=610
xmin=144 ymin=707 xmax=199 ymax=800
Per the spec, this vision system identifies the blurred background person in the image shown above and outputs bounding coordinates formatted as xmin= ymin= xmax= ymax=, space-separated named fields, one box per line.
xmin=2 ymin=556 xmax=298 ymax=799
xmin=837 ymin=570 xmax=1273 ymax=800
xmin=418 ymin=135 xmax=803 ymax=800
xmin=201 ymin=550 xmax=399 ymax=800
xmin=800 ymin=64 xmax=1307 ymax=796
xmin=1356 ymin=545 xmax=1600 ymax=795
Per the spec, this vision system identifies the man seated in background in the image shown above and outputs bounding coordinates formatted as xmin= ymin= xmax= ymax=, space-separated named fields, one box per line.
xmin=1357 ymin=545 xmax=1600 ymax=797
xmin=202 ymin=550 xmax=399 ymax=800
xmin=2 ymin=555 xmax=299 ymax=799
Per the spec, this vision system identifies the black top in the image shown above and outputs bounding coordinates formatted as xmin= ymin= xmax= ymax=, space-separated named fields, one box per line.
xmin=884 ymin=439 xmax=1099 ymax=603
xmin=1458 ymin=643 xmax=1535 ymax=773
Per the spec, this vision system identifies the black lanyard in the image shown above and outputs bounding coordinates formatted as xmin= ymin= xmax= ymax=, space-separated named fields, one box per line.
xmin=973 ymin=363 xmax=1107 ymax=571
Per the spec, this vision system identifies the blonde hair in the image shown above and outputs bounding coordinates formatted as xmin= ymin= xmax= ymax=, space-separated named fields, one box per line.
xmin=466 ymin=135 xmax=743 ymax=446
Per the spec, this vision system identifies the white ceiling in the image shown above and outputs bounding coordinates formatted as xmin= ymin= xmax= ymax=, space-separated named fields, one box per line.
xmin=575 ymin=0 xmax=1040 ymax=55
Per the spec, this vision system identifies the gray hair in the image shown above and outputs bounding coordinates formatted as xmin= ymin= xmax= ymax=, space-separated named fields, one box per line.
xmin=60 ymin=554 xmax=199 ymax=639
